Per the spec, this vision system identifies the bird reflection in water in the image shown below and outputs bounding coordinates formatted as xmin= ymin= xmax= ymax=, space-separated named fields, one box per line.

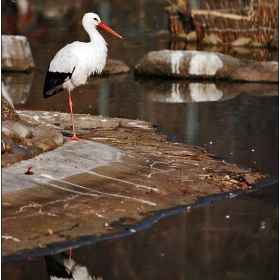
xmin=45 ymin=251 xmax=103 ymax=280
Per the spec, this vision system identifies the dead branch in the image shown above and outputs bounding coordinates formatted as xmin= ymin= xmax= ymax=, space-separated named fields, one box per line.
xmin=191 ymin=9 xmax=252 ymax=21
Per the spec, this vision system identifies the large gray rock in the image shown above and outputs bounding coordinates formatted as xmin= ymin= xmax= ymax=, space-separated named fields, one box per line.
xmin=134 ymin=50 xmax=241 ymax=80
xmin=2 ymin=35 xmax=35 ymax=72
xmin=102 ymin=59 xmax=130 ymax=75
xmin=135 ymin=50 xmax=278 ymax=83
xmin=230 ymin=62 xmax=279 ymax=83
xmin=2 ymin=120 xmax=33 ymax=139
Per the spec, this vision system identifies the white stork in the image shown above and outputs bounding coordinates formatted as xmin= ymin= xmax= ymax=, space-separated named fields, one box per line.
xmin=43 ymin=13 xmax=122 ymax=141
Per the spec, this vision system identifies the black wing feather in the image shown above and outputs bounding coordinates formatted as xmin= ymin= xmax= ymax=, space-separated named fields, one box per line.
xmin=45 ymin=255 xmax=73 ymax=279
xmin=43 ymin=66 xmax=75 ymax=99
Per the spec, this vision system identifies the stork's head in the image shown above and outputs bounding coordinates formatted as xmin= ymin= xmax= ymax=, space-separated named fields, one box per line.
xmin=82 ymin=13 xmax=122 ymax=39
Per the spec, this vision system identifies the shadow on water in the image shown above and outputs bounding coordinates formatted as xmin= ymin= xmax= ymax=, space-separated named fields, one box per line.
xmin=1 ymin=0 xmax=278 ymax=279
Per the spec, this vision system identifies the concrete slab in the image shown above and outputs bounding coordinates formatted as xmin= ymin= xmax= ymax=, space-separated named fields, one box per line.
xmin=2 ymin=110 xmax=270 ymax=259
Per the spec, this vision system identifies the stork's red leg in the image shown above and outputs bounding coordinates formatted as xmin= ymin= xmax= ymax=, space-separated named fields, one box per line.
xmin=69 ymin=248 xmax=72 ymax=260
xmin=67 ymin=90 xmax=84 ymax=141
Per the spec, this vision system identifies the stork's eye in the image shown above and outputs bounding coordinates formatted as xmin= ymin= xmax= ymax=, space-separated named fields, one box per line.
xmin=93 ymin=18 xmax=98 ymax=22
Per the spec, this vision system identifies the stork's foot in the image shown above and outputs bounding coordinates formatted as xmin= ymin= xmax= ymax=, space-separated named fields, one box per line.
xmin=67 ymin=134 xmax=84 ymax=141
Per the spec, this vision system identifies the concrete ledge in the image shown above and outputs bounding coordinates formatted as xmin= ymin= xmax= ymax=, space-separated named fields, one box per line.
xmin=2 ymin=110 xmax=270 ymax=258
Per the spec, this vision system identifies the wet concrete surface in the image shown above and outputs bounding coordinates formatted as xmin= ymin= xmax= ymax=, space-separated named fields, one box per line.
xmin=2 ymin=110 xmax=270 ymax=259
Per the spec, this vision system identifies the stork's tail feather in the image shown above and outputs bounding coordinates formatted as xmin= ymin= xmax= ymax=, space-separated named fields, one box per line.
xmin=43 ymin=70 xmax=73 ymax=99
xmin=43 ymin=83 xmax=65 ymax=99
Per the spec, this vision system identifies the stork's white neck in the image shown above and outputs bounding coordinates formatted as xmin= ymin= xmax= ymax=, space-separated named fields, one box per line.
xmin=83 ymin=22 xmax=107 ymax=45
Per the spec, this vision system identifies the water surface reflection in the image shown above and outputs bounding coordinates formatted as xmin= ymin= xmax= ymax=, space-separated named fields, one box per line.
xmin=135 ymin=77 xmax=278 ymax=103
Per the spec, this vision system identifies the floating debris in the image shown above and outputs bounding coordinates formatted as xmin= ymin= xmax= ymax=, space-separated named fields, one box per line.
xmin=179 ymin=188 xmax=189 ymax=194
xmin=259 ymin=220 xmax=266 ymax=231
xmin=45 ymin=229 xmax=53 ymax=236
xmin=25 ymin=166 xmax=34 ymax=175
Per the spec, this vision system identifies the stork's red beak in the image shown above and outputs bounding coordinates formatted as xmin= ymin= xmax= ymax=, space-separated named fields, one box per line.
xmin=97 ymin=22 xmax=122 ymax=39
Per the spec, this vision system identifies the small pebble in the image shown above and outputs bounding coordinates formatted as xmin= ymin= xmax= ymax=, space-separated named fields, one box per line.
xmin=40 ymin=137 xmax=58 ymax=149
xmin=259 ymin=221 xmax=265 ymax=231
xmin=25 ymin=145 xmax=44 ymax=156
xmin=1 ymin=153 xmax=21 ymax=167
xmin=21 ymin=138 xmax=55 ymax=152
xmin=1 ymin=118 xmax=64 ymax=167
xmin=2 ymin=132 xmax=14 ymax=152
xmin=31 ymin=127 xmax=64 ymax=145
xmin=3 ymin=120 xmax=33 ymax=139
xmin=2 ymin=125 xmax=21 ymax=143
xmin=8 ymin=144 xmax=33 ymax=160
xmin=1 ymin=139 xmax=5 ymax=153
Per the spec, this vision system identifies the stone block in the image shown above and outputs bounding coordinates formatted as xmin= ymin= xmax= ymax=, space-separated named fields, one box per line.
xmin=2 ymin=35 xmax=35 ymax=72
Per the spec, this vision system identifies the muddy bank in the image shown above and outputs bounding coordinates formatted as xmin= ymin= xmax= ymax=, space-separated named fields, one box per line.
xmin=1 ymin=110 xmax=271 ymax=259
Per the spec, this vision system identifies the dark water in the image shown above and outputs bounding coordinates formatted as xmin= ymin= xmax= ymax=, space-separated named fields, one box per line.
xmin=2 ymin=0 xmax=279 ymax=279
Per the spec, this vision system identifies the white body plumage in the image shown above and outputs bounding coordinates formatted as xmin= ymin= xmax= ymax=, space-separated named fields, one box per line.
xmin=49 ymin=40 xmax=107 ymax=91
